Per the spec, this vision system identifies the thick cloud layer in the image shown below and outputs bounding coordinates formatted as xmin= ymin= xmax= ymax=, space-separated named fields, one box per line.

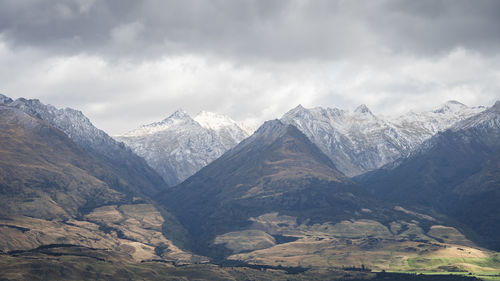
xmin=0 ymin=0 xmax=499 ymax=134
xmin=2 ymin=0 xmax=500 ymax=59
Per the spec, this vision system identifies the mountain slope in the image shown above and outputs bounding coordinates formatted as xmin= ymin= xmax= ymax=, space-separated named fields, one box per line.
xmin=357 ymin=101 xmax=500 ymax=250
xmin=0 ymin=94 xmax=166 ymax=196
xmin=116 ymin=110 xmax=250 ymax=186
xmin=0 ymin=104 xmax=197 ymax=263
xmin=157 ymin=120 xmax=482 ymax=269
xmin=281 ymin=101 xmax=484 ymax=176
xmin=159 ymin=120 xmax=363 ymax=252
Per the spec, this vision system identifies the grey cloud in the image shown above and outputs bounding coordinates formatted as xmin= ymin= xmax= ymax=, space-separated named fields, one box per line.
xmin=1 ymin=0 xmax=499 ymax=135
xmin=1 ymin=0 xmax=500 ymax=61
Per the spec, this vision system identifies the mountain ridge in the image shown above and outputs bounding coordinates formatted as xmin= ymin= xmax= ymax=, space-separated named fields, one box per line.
xmin=0 ymin=94 xmax=167 ymax=197
xmin=281 ymin=101 xmax=485 ymax=177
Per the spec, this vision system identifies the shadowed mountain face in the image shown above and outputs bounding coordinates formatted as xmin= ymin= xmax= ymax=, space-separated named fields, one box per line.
xmin=160 ymin=120 xmax=431 ymax=258
xmin=357 ymin=101 xmax=500 ymax=250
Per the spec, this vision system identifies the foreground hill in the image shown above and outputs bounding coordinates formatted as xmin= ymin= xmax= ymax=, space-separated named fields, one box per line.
xmin=357 ymin=101 xmax=500 ymax=251
xmin=0 ymin=104 xmax=198 ymax=263
xmin=159 ymin=120 xmax=497 ymax=272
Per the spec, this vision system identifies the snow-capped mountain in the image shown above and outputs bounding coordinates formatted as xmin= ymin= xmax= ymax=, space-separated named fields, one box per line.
xmin=281 ymin=101 xmax=485 ymax=177
xmin=357 ymin=100 xmax=500 ymax=250
xmin=0 ymin=93 xmax=167 ymax=196
xmin=116 ymin=110 xmax=251 ymax=186
xmin=450 ymin=100 xmax=500 ymax=131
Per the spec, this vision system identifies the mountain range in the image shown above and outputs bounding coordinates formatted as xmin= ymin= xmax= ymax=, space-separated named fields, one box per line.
xmin=115 ymin=100 xmax=483 ymax=187
xmin=0 ymin=92 xmax=499 ymax=279
xmin=281 ymin=101 xmax=485 ymax=176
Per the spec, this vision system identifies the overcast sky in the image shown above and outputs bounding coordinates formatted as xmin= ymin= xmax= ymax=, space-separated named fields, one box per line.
xmin=1 ymin=0 xmax=500 ymax=134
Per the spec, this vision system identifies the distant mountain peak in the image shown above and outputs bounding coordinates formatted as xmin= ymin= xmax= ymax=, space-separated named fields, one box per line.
xmin=285 ymin=104 xmax=310 ymax=116
xmin=252 ymin=119 xmax=290 ymax=139
xmin=256 ymin=118 xmax=285 ymax=130
xmin=281 ymin=101 xmax=485 ymax=177
xmin=450 ymin=100 xmax=500 ymax=131
xmin=354 ymin=104 xmax=372 ymax=115
xmin=433 ymin=100 xmax=468 ymax=113
xmin=492 ymin=100 xmax=500 ymax=111
xmin=123 ymin=109 xmax=197 ymax=137
xmin=167 ymin=108 xmax=191 ymax=120
xmin=294 ymin=104 xmax=306 ymax=110
xmin=117 ymin=109 xmax=251 ymax=186
xmin=0 ymin=93 xmax=13 ymax=104
xmin=194 ymin=111 xmax=238 ymax=131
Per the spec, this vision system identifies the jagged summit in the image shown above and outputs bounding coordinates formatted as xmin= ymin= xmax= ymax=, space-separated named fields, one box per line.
xmin=124 ymin=110 xmax=196 ymax=137
xmin=168 ymin=108 xmax=191 ymax=120
xmin=284 ymin=104 xmax=310 ymax=118
xmin=252 ymin=119 xmax=288 ymax=137
xmin=0 ymin=93 xmax=13 ymax=104
xmin=450 ymin=100 xmax=500 ymax=131
xmin=195 ymin=111 xmax=239 ymax=131
xmin=493 ymin=100 xmax=500 ymax=111
xmin=354 ymin=104 xmax=372 ymax=114
xmin=292 ymin=104 xmax=306 ymax=111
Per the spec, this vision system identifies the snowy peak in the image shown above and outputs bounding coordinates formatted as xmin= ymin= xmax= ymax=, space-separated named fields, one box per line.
xmin=116 ymin=109 xmax=252 ymax=186
xmin=354 ymin=104 xmax=373 ymax=115
xmin=484 ymin=100 xmax=500 ymax=114
xmin=0 ymin=93 xmax=13 ymax=104
xmin=167 ymin=109 xmax=191 ymax=121
xmin=283 ymin=104 xmax=311 ymax=119
xmin=123 ymin=109 xmax=197 ymax=137
xmin=291 ymin=104 xmax=307 ymax=113
xmin=123 ymin=109 xmax=250 ymax=138
xmin=451 ymin=100 xmax=500 ymax=131
xmin=395 ymin=101 xmax=485 ymax=133
xmin=194 ymin=111 xmax=241 ymax=131
xmin=492 ymin=100 xmax=500 ymax=111
xmin=280 ymin=101 xmax=486 ymax=177
xmin=253 ymin=119 xmax=289 ymax=140
xmin=433 ymin=100 xmax=468 ymax=114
